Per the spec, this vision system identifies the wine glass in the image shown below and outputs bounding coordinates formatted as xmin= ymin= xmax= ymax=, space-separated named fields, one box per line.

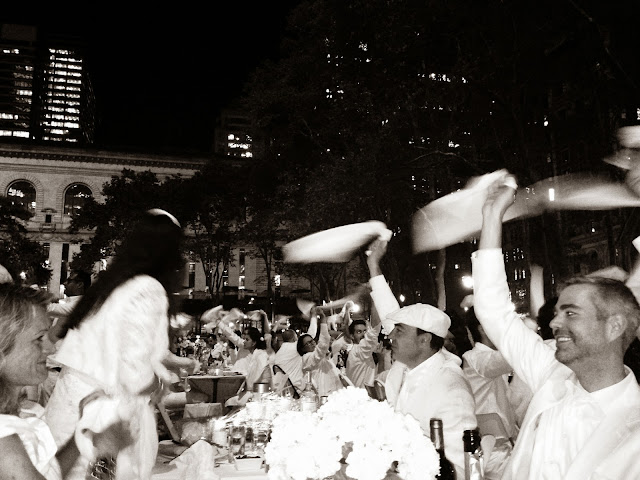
xmin=228 ymin=424 xmax=246 ymax=461
xmin=253 ymin=423 xmax=270 ymax=456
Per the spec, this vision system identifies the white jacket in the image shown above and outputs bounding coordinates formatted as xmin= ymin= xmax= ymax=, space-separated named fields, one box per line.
xmin=473 ymin=248 xmax=640 ymax=480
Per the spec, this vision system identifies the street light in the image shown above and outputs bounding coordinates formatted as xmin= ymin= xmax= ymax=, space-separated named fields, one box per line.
xmin=399 ymin=294 xmax=406 ymax=303
xmin=461 ymin=275 xmax=474 ymax=289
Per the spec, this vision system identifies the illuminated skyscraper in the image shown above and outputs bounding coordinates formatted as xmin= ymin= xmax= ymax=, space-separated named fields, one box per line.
xmin=213 ymin=108 xmax=254 ymax=159
xmin=0 ymin=24 xmax=95 ymax=144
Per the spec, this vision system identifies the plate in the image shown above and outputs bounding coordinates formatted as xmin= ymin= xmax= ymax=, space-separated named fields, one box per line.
xmin=283 ymin=221 xmax=392 ymax=263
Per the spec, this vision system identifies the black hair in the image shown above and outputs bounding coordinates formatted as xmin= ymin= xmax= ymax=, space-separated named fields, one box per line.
xmin=446 ymin=309 xmax=473 ymax=356
xmin=297 ymin=333 xmax=313 ymax=356
xmin=348 ymin=319 xmax=367 ymax=335
xmin=68 ymin=270 xmax=92 ymax=291
xmin=245 ymin=327 xmax=266 ymax=350
xmin=60 ymin=211 xmax=183 ymax=337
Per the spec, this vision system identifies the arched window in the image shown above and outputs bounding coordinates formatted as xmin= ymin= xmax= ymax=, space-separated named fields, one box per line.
xmin=64 ymin=183 xmax=92 ymax=216
xmin=7 ymin=180 xmax=36 ymax=214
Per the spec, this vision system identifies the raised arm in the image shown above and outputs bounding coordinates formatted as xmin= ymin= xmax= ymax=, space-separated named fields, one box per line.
xmin=216 ymin=309 xmax=246 ymax=348
xmin=260 ymin=311 xmax=274 ymax=357
xmin=302 ymin=308 xmax=331 ymax=371
xmin=473 ymin=175 xmax=557 ymax=391
xmin=367 ymin=238 xmax=399 ymax=333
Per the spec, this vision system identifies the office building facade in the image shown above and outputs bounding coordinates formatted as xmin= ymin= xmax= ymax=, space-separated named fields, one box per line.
xmin=0 ymin=23 xmax=95 ymax=144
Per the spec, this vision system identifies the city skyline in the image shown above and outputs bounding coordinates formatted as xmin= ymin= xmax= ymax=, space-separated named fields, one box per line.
xmin=1 ymin=3 xmax=301 ymax=153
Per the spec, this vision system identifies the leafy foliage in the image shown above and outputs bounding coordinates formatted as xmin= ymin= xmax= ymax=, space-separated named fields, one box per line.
xmin=240 ymin=0 xmax=640 ymax=305
xmin=69 ymin=169 xmax=182 ymax=273
xmin=0 ymin=196 xmax=50 ymax=285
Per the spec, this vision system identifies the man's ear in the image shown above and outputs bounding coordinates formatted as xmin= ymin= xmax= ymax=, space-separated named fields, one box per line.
xmin=605 ymin=314 xmax=628 ymax=343
xmin=418 ymin=331 xmax=432 ymax=349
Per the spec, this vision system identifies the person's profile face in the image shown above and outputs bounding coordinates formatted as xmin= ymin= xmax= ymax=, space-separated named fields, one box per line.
xmin=242 ymin=333 xmax=256 ymax=350
xmin=301 ymin=335 xmax=316 ymax=353
xmin=1 ymin=306 xmax=53 ymax=388
xmin=352 ymin=325 xmax=367 ymax=344
xmin=550 ymin=284 xmax=609 ymax=368
xmin=63 ymin=273 xmax=84 ymax=296
xmin=388 ymin=323 xmax=420 ymax=365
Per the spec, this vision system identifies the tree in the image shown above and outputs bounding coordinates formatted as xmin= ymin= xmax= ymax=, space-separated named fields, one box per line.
xmin=237 ymin=160 xmax=290 ymax=314
xmin=0 ymin=196 xmax=50 ymax=285
xmin=241 ymin=0 xmax=640 ymax=309
xmin=241 ymin=0 xmax=485 ymax=305
xmin=69 ymin=169 xmax=181 ymax=272
xmin=172 ymin=160 xmax=246 ymax=300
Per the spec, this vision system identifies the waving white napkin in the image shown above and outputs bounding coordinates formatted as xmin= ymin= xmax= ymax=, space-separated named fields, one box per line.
xmin=283 ymin=221 xmax=392 ymax=263
xmin=169 ymin=440 xmax=218 ymax=480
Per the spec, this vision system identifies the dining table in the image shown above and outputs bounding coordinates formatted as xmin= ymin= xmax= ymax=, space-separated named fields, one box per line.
xmin=187 ymin=373 xmax=246 ymax=405
xmin=152 ymin=439 xmax=268 ymax=480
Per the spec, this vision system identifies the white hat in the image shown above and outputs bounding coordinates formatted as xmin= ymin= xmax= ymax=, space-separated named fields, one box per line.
xmin=387 ymin=303 xmax=451 ymax=338
xmin=0 ymin=264 xmax=12 ymax=284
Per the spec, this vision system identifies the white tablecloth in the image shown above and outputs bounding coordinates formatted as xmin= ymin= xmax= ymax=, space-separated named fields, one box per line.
xmin=152 ymin=440 xmax=267 ymax=480
xmin=152 ymin=462 xmax=267 ymax=480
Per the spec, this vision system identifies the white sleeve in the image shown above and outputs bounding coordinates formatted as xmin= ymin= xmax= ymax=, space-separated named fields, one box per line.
xmin=369 ymin=275 xmax=400 ymax=333
xmin=472 ymin=249 xmax=558 ymax=392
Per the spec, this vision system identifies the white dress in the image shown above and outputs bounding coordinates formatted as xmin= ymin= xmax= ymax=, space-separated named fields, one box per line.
xmin=0 ymin=401 xmax=61 ymax=480
xmin=44 ymin=275 xmax=173 ymax=480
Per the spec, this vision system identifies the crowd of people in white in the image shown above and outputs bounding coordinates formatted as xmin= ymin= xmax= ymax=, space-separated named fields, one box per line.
xmin=2 ymin=176 xmax=640 ymax=479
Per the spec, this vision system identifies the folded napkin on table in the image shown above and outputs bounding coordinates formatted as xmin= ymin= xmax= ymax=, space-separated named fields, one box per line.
xmin=170 ymin=440 xmax=219 ymax=480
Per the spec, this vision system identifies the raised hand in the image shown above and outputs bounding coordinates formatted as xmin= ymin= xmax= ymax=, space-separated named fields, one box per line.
xmin=366 ymin=238 xmax=388 ymax=277
xmin=482 ymin=175 xmax=518 ymax=222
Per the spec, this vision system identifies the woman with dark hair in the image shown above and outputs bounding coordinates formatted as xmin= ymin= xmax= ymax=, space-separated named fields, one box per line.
xmin=43 ymin=209 xmax=185 ymax=480
xmin=215 ymin=314 xmax=271 ymax=404
xmin=296 ymin=310 xmax=343 ymax=397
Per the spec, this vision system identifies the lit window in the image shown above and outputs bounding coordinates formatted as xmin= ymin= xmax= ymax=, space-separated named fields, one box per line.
xmin=239 ymin=248 xmax=245 ymax=288
xmin=7 ymin=180 xmax=36 ymax=214
xmin=188 ymin=262 xmax=196 ymax=288
xmin=64 ymin=183 xmax=92 ymax=216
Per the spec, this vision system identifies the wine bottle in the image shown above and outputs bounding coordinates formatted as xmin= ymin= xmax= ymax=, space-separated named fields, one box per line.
xmin=300 ymin=370 xmax=319 ymax=412
xmin=430 ymin=418 xmax=456 ymax=480
xmin=463 ymin=429 xmax=484 ymax=480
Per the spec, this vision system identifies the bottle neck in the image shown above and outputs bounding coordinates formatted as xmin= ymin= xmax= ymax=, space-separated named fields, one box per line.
xmin=430 ymin=423 xmax=445 ymax=454
xmin=463 ymin=429 xmax=481 ymax=453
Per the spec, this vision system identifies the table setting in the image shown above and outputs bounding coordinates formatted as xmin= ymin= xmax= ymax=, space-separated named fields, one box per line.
xmin=152 ymin=385 xmax=442 ymax=480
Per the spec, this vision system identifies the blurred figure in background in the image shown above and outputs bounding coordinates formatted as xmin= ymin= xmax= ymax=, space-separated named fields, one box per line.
xmin=44 ymin=209 xmax=184 ymax=480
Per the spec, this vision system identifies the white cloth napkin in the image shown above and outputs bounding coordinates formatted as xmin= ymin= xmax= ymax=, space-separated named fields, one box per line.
xmin=169 ymin=440 xmax=219 ymax=480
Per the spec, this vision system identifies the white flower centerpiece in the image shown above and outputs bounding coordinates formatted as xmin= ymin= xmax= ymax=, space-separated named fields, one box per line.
xmin=264 ymin=387 xmax=440 ymax=480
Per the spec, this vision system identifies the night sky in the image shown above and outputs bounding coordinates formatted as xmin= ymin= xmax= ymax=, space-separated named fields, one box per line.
xmin=1 ymin=3 xmax=302 ymax=153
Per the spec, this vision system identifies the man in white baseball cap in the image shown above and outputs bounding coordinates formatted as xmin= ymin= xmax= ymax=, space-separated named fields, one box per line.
xmin=366 ymin=239 xmax=477 ymax=480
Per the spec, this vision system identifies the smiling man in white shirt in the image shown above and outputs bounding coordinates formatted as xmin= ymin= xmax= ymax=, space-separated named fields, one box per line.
xmin=473 ymin=174 xmax=640 ymax=480
xmin=366 ymin=239 xmax=476 ymax=479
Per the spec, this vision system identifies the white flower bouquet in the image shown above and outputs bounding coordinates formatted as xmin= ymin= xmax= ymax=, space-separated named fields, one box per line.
xmin=264 ymin=387 xmax=440 ymax=480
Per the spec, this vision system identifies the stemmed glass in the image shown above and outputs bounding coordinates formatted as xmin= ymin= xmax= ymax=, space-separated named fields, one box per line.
xmin=228 ymin=424 xmax=246 ymax=462
xmin=253 ymin=422 xmax=270 ymax=456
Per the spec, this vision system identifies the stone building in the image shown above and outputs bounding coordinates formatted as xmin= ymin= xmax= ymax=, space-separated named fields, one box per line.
xmin=0 ymin=142 xmax=309 ymax=305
